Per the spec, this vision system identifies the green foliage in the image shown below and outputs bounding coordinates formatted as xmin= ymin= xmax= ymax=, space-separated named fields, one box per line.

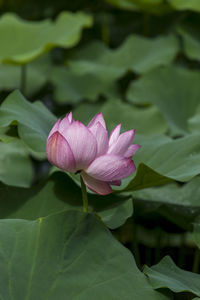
xmin=69 ymin=35 xmax=178 ymax=79
xmin=127 ymin=66 xmax=200 ymax=136
xmin=0 ymin=12 xmax=92 ymax=64
xmin=49 ymin=66 xmax=118 ymax=104
xmin=0 ymin=171 xmax=133 ymax=229
xmin=105 ymin=0 xmax=200 ymax=13
xmin=0 ymin=210 xmax=168 ymax=300
xmin=144 ymin=256 xmax=200 ymax=297
xmin=169 ymin=0 xmax=200 ymax=12
xmin=0 ymin=138 xmax=33 ymax=187
xmin=74 ymin=100 xmax=168 ymax=136
xmin=0 ymin=90 xmax=56 ymax=157
xmin=177 ymin=25 xmax=200 ymax=61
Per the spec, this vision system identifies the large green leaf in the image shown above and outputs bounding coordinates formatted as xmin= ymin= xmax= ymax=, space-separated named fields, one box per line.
xmin=127 ymin=65 xmax=200 ymax=135
xmin=0 ymin=210 xmax=168 ymax=300
xmin=0 ymin=90 xmax=56 ymax=156
xmin=132 ymin=176 xmax=200 ymax=228
xmin=68 ymin=34 xmax=178 ymax=80
xmin=134 ymin=134 xmax=200 ymax=182
xmin=122 ymin=163 xmax=172 ymax=192
xmin=112 ymin=133 xmax=200 ymax=192
xmin=0 ymin=171 xmax=133 ymax=229
xmin=49 ymin=66 xmax=118 ymax=104
xmin=134 ymin=176 xmax=200 ymax=207
xmin=74 ymin=99 xmax=168 ymax=136
xmin=0 ymin=138 xmax=33 ymax=187
xmin=144 ymin=256 xmax=200 ymax=297
xmin=0 ymin=12 xmax=92 ymax=64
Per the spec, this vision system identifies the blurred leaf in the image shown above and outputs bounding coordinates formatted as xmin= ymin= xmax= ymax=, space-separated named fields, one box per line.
xmin=0 ymin=138 xmax=33 ymax=187
xmin=0 ymin=171 xmax=133 ymax=229
xmin=105 ymin=0 xmax=172 ymax=14
xmin=169 ymin=0 xmax=200 ymax=12
xmin=0 ymin=55 xmax=51 ymax=96
xmin=69 ymin=34 xmax=178 ymax=80
xmin=49 ymin=66 xmax=118 ymax=104
xmin=0 ymin=12 xmax=92 ymax=65
xmin=177 ymin=26 xmax=200 ymax=61
xmin=127 ymin=66 xmax=200 ymax=135
xmin=74 ymin=99 xmax=168 ymax=136
xmin=144 ymin=256 xmax=200 ymax=297
xmin=0 ymin=210 xmax=168 ymax=300
xmin=105 ymin=0 xmax=138 ymax=10
xmin=0 ymin=90 xmax=56 ymax=157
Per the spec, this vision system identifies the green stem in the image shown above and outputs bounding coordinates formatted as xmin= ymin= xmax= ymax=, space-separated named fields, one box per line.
xmin=20 ymin=64 xmax=26 ymax=95
xmin=193 ymin=248 xmax=200 ymax=273
xmin=80 ymin=175 xmax=88 ymax=213
xmin=101 ymin=14 xmax=110 ymax=46
xmin=143 ymin=13 xmax=150 ymax=36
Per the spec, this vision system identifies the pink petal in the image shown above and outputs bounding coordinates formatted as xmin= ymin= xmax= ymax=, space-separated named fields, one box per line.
xmin=66 ymin=112 xmax=73 ymax=123
xmin=59 ymin=116 xmax=70 ymax=134
xmin=88 ymin=122 xmax=109 ymax=156
xmin=46 ymin=132 xmax=76 ymax=172
xmin=62 ymin=121 xmax=97 ymax=170
xmin=48 ymin=119 xmax=61 ymax=138
xmin=124 ymin=144 xmax=141 ymax=158
xmin=88 ymin=112 xmax=106 ymax=129
xmin=108 ymin=129 xmax=135 ymax=156
xmin=109 ymin=124 xmax=121 ymax=147
xmin=109 ymin=180 xmax=121 ymax=186
xmin=86 ymin=154 xmax=136 ymax=181
xmin=81 ymin=171 xmax=112 ymax=195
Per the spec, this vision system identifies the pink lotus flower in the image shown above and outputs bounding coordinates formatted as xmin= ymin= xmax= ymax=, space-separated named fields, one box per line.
xmin=46 ymin=112 xmax=140 ymax=195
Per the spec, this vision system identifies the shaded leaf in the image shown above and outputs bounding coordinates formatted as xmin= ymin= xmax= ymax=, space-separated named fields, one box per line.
xmin=69 ymin=34 xmax=178 ymax=80
xmin=99 ymin=198 xmax=133 ymax=229
xmin=134 ymin=176 xmax=200 ymax=207
xmin=144 ymin=256 xmax=200 ymax=297
xmin=0 ymin=171 xmax=132 ymax=229
xmin=133 ymin=176 xmax=200 ymax=228
xmin=0 ymin=55 xmax=51 ymax=96
xmin=74 ymin=99 xmax=168 ymax=136
xmin=49 ymin=66 xmax=118 ymax=104
xmin=127 ymin=65 xmax=200 ymax=135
